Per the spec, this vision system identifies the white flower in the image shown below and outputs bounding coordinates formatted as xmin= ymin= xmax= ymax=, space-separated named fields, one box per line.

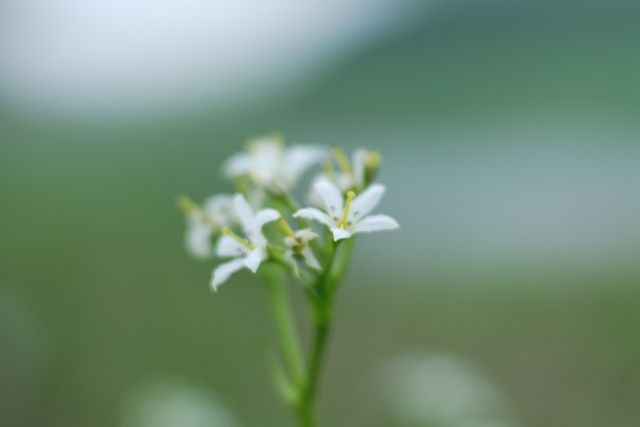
xmin=224 ymin=136 xmax=326 ymax=192
xmin=211 ymin=194 xmax=280 ymax=290
xmin=183 ymin=194 xmax=235 ymax=259
xmin=294 ymin=179 xmax=399 ymax=241
xmin=308 ymin=148 xmax=380 ymax=207
xmin=282 ymin=226 xmax=321 ymax=276
xmin=334 ymin=147 xmax=372 ymax=191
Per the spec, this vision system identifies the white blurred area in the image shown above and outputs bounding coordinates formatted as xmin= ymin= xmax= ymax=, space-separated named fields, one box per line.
xmin=120 ymin=380 xmax=239 ymax=427
xmin=0 ymin=0 xmax=416 ymax=117
xmin=381 ymin=353 xmax=521 ymax=427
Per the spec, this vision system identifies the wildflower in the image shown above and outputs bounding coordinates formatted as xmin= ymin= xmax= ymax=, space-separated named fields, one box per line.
xmin=224 ymin=135 xmax=326 ymax=193
xmin=278 ymin=218 xmax=321 ymax=276
xmin=179 ymin=194 xmax=235 ymax=258
xmin=294 ymin=179 xmax=399 ymax=241
xmin=329 ymin=146 xmax=382 ymax=192
xmin=211 ymin=194 xmax=280 ymax=290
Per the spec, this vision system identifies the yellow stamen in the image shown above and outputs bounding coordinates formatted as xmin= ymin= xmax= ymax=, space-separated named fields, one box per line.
xmin=222 ymin=227 xmax=255 ymax=251
xmin=338 ymin=191 xmax=356 ymax=229
xmin=332 ymin=145 xmax=352 ymax=174
xmin=277 ymin=218 xmax=296 ymax=238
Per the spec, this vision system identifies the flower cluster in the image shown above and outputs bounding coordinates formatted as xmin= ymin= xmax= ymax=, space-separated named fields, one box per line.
xmin=179 ymin=135 xmax=399 ymax=291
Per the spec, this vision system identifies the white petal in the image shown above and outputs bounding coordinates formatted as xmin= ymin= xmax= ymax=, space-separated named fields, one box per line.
xmin=284 ymin=250 xmax=300 ymax=278
xmin=216 ymin=235 xmax=248 ymax=258
xmin=350 ymin=183 xmax=385 ymax=222
xmin=295 ymin=229 xmax=318 ymax=242
xmin=314 ymin=179 xmax=344 ymax=220
xmin=244 ymin=249 xmax=265 ymax=273
xmin=233 ymin=193 xmax=254 ymax=234
xmin=301 ymin=247 xmax=321 ymax=270
xmin=282 ymin=145 xmax=326 ymax=185
xmin=331 ymin=227 xmax=353 ymax=241
xmin=294 ymin=208 xmax=332 ymax=227
xmin=203 ymin=194 xmax=235 ymax=226
xmin=353 ymin=214 xmax=399 ymax=234
xmin=223 ymin=153 xmax=251 ymax=178
xmin=186 ymin=221 xmax=212 ymax=258
xmin=250 ymin=208 xmax=280 ymax=245
xmin=252 ymin=208 xmax=280 ymax=231
xmin=334 ymin=173 xmax=354 ymax=193
xmin=211 ymin=258 xmax=246 ymax=291
xmin=248 ymin=138 xmax=283 ymax=186
xmin=351 ymin=149 xmax=368 ymax=188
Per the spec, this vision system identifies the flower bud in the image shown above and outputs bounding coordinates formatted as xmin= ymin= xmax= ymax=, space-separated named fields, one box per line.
xmin=364 ymin=150 xmax=382 ymax=186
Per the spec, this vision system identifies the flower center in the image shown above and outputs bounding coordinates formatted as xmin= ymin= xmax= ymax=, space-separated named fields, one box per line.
xmin=338 ymin=191 xmax=356 ymax=229
xmin=222 ymin=227 xmax=255 ymax=251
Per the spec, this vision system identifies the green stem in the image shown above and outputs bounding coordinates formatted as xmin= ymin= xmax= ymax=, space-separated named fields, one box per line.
xmin=294 ymin=239 xmax=355 ymax=427
xmin=296 ymin=308 xmax=330 ymax=427
xmin=261 ymin=264 xmax=305 ymax=384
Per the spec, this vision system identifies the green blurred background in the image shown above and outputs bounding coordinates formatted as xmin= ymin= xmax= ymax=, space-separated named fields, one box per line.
xmin=1 ymin=1 xmax=639 ymax=426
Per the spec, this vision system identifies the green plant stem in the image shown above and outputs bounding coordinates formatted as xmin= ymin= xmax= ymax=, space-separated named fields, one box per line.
xmin=294 ymin=239 xmax=354 ymax=427
xmin=263 ymin=237 xmax=354 ymax=427
xmin=261 ymin=265 xmax=305 ymax=384
xmin=296 ymin=309 xmax=330 ymax=427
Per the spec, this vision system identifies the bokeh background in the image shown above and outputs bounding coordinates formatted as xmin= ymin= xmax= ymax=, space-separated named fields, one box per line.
xmin=1 ymin=1 xmax=639 ymax=426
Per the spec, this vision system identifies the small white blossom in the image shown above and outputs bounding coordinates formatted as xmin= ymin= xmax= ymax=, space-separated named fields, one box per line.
xmin=308 ymin=148 xmax=380 ymax=207
xmin=211 ymin=194 xmax=280 ymax=290
xmin=333 ymin=147 xmax=373 ymax=192
xmin=183 ymin=195 xmax=235 ymax=259
xmin=283 ymin=228 xmax=321 ymax=276
xmin=224 ymin=136 xmax=326 ymax=193
xmin=294 ymin=179 xmax=399 ymax=241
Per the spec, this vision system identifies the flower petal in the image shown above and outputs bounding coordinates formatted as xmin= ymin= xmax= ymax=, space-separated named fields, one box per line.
xmin=314 ymin=179 xmax=344 ymax=220
xmin=294 ymin=208 xmax=331 ymax=227
xmin=295 ymin=229 xmax=318 ymax=242
xmin=349 ymin=183 xmax=385 ymax=221
xmin=186 ymin=219 xmax=213 ymax=258
xmin=331 ymin=226 xmax=353 ymax=241
xmin=353 ymin=214 xmax=399 ymax=234
xmin=351 ymin=149 xmax=368 ymax=188
xmin=248 ymin=138 xmax=282 ymax=186
xmin=244 ymin=249 xmax=265 ymax=273
xmin=211 ymin=258 xmax=246 ymax=291
xmin=253 ymin=208 xmax=280 ymax=231
xmin=284 ymin=250 xmax=300 ymax=278
xmin=282 ymin=145 xmax=326 ymax=185
xmin=223 ymin=153 xmax=251 ymax=178
xmin=301 ymin=247 xmax=321 ymax=270
xmin=233 ymin=193 xmax=254 ymax=234
xmin=216 ymin=235 xmax=248 ymax=258
xmin=203 ymin=194 xmax=235 ymax=226
xmin=250 ymin=208 xmax=280 ymax=245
